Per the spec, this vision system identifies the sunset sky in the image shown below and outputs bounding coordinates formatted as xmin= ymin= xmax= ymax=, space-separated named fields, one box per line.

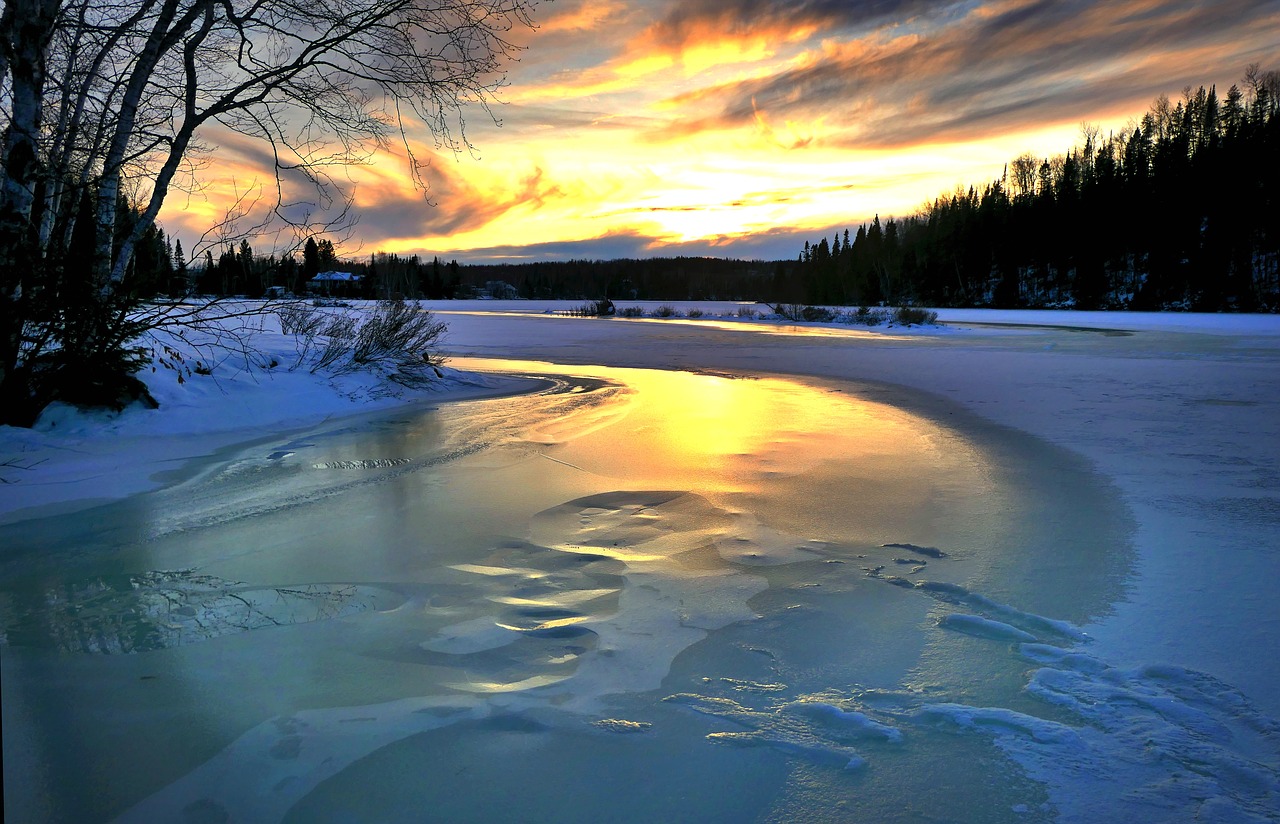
xmin=159 ymin=0 xmax=1280 ymax=263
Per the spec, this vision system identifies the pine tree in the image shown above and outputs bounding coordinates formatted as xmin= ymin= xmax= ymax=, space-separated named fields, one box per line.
xmin=303 ymin=237 xmax=320 ymax=282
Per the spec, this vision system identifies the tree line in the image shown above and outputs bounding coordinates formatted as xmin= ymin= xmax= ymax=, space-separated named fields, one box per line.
xmin=172 ymin=250 xmax=778 ymax=303
xmin=793 ymin=67 xmax=1280 ymax=311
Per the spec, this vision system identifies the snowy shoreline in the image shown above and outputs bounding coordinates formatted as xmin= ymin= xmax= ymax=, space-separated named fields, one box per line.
xmin=0 ymin=319 xmax=544 ymax=525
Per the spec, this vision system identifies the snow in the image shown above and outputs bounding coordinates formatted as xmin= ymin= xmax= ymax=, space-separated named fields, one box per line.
xmin=937 ymin=613 xmax=1039 ymax=643
xmin=2 ymin=300 xmax=1279 ymax=822
xmin=0 ymin=305 xmax=536 ymax=524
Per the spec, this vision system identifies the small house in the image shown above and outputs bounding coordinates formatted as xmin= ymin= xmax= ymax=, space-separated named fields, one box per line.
xmin=309 ymin=271 xmax=363 ymax=297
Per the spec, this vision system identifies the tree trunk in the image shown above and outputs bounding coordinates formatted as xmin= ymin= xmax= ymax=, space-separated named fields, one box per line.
xmin=0 ymin=0 xmax=60 ymax=421
xmin=92 ymin=0 xmax=204 ymax=294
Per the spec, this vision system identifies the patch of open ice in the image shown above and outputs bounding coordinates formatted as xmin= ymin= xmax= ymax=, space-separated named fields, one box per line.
xmin=116 ymin=696 xmax=489 ymax=823
xmin=419 ymin=616 xmax=523 ymax=654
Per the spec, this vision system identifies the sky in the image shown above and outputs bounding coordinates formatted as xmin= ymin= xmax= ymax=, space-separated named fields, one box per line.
xmin=159 ymin=0 xmax=1280 ymax=263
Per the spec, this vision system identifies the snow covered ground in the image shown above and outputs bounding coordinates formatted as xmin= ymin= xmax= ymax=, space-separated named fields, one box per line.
xmin=0 ymin=306 xmax=537 ymax=524
xmin=2 ymin=301 xmax=1278 ymax=822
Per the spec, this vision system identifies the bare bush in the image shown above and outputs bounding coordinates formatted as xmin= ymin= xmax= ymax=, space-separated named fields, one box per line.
xmin=850 ymin=306 xmax=889 ymax=326
xmin=310 ymin=315 xmax=359 ymax=373
xmin=277 ymin=303 xmax=326 ymax=337
xmin=617 ymin=306 xmax=644 ymax=317
xmin=774 ymin=304 xmax=837 ymax=322
xmin=654 ymin=304 xmax=680 ymax=318
xmin=687 ymin=309 xmax=705 ymax=318
xmin=893 ymin=307 xmax=939 ymax=325
xmin=348 ymin=301 xmax=448 ymax=370
xmin=284 ymin=300 xmax=447 ymax=385
xmin=564 ymin=299 xmax=615 ymax=317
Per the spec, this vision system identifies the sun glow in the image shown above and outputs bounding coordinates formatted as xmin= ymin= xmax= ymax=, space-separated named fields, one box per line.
xmin=155 ymin=1 xmax=1280 ymax=260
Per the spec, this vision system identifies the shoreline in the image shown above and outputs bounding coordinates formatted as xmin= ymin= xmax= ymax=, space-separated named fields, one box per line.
xmin=0 ymin=370 xmax=545 ymax=527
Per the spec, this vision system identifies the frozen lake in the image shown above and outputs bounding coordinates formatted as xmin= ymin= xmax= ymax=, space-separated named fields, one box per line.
xmin=3 ymin=307 xmax=1279 ymax=822
xmin=4 ymin=356 xmax=1130 ymax=822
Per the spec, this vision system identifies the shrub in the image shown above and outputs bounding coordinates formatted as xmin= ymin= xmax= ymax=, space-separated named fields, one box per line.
xmin=800 ymin=305 xmax=836 ymax=322
xmin=349 ymin=299 xmax=448 ymax=368
xmin=893 ymin=306 xmax=938 ymax=326
xmin=771 ymin=303 xmax=834 ymax=322
xmin=736 ymin=305 xmax=760 ymax=319
xmin=850 ymin=306 xmax=889 ymax=326
xmin=285 ymin=299 xmax=447 ymax=384
xmin=278 ymin=302 xmax=326 ymax=336
xmin=617 ymin=305 xmax=644 ymax=317
xmin=686 ymin=308 xmax=704 ymax=318
xmin=569 ymin=298 xmax=615 ymax=317
xmin=653 ymin=304 xmax=680 ymax=318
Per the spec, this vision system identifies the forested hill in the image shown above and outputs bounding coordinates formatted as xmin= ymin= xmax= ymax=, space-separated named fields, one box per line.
xmin=793 ymin=72 xmax=1280 ymax=312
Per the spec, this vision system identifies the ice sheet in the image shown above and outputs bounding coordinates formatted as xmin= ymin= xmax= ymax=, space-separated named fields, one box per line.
xmin=2 ymin=305 xmax=1278 ymax=822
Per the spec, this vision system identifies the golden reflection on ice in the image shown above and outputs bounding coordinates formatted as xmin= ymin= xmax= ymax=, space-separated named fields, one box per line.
xmin=455 ymin=358 xmax=948 ymax=497
xmin=451 ymin=358 xmax=988 ymax=559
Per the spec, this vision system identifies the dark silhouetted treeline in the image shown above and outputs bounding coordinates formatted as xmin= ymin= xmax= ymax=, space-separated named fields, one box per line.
xmin=795 ymin=70 xmax=1280 ymax=311
xmin=456 ymin=257 xmax=780 ymax=301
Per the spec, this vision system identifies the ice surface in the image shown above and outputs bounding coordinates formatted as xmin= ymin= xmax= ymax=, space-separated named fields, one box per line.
xmin=907 ymin=578 xmax=1091 ymax=643
xmin=937 ymin=613 xmax=1039 ymax=643
xmin=3 ymin=306 xmax=1279 ymax=822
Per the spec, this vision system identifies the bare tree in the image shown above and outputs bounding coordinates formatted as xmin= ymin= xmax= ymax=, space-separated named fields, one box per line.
xmin=1009 ymin=152 xmax=1040 ymax=200
xmin=0 ymin=0 xmax=537 ymax=425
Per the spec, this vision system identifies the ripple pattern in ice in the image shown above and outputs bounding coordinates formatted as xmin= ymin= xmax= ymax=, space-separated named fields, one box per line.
xmin=663 ymin=560 xmax=1280 ymax=822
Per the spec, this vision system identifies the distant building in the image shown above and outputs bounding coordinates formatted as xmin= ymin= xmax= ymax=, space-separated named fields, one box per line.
xmin=309 ymin=271 xmax=363 ymax=296
xmin=483 ymin=280 xmax=519 ymax=299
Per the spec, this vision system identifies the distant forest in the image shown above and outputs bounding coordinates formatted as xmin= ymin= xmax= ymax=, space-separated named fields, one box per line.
xmin=146 ymin=67 xmax=1279 ymax=311
xmin=791 ymin=68 xmax=1280 ymax=311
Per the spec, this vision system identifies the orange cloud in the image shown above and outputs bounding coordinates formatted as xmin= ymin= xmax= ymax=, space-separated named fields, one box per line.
xmin=159 ymin=0 xmax=1280 ymax=263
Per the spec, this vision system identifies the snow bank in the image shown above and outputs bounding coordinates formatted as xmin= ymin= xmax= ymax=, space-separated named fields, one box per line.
xmin=0 ymin=304 xmax=535 ymax=525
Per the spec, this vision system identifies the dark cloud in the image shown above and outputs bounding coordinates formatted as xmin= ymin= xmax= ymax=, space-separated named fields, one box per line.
xmin=352 ymin=164 xmax=563 ymax=246
xmin=653 ymin=0 xmax=1280 ymax=148
xmin=438 ymin=232 xmax=661 ymax=262
xmin=649 ymin=0 xmax=946 ymax=44
xmin=485 ymin=105 xmax=664 ymax=134
xmin=436 ymin=225 xmax=845 ymax=263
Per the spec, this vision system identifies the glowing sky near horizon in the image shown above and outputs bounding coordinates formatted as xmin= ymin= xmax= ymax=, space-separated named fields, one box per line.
xmin=160 ymin=0 xmax=1280 ymax=262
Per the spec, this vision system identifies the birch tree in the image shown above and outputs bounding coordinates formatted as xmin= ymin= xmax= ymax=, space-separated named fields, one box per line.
xmin=0 ymin=0 xmax=536 ymax=424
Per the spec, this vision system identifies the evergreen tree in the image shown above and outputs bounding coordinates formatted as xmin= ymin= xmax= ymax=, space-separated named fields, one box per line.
xmin=303 ymin=237 xmax=320 ymax=282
